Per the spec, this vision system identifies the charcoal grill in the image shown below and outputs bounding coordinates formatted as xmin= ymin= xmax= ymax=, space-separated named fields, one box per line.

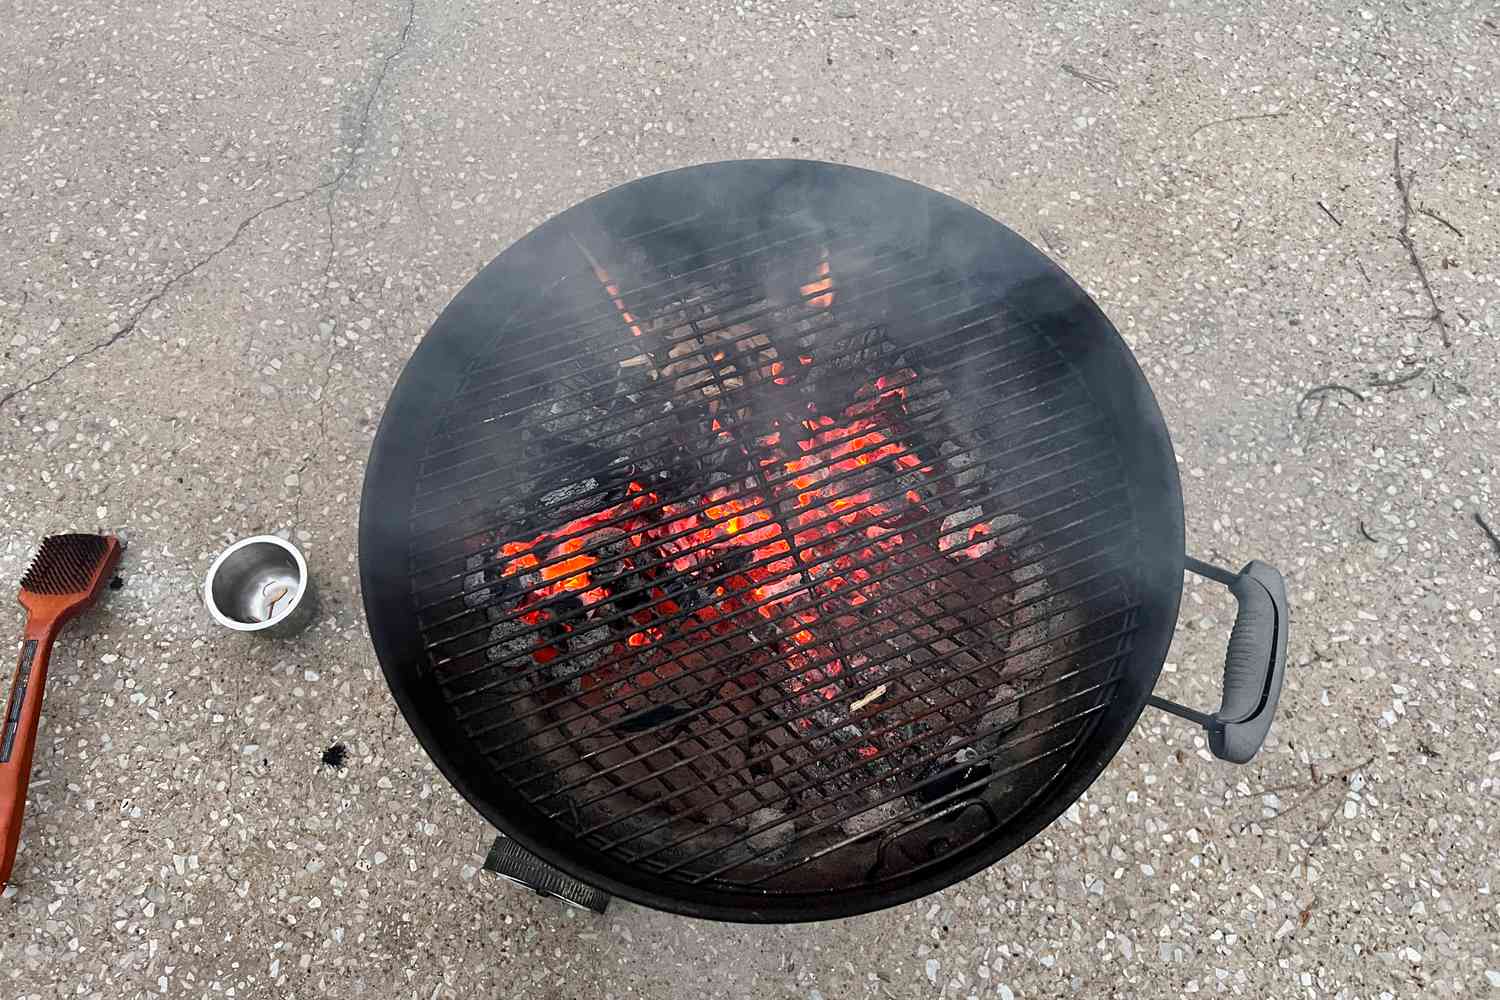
xmin=359 ymin=160 xmax=1288 ymax=922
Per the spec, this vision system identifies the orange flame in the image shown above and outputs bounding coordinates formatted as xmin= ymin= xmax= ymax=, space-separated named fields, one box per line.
xmin=596 ymin=267 xmax=643 ymax=337
xmin=575 ymin=241 xmax=643 ymax=337
xmin=800 ymin=257 xmax=834 ymax=309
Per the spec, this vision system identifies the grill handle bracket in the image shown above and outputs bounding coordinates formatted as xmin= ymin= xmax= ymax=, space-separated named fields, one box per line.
xmin=1148 ymin=557 xmax=1288 ymax=764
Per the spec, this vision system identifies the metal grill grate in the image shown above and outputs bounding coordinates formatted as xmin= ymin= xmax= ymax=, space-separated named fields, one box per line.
xmin=404 ymin=211 xmax=1141 ymax=894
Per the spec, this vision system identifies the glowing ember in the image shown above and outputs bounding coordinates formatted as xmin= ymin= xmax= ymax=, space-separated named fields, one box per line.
xmin=575 ymin=241 xmax=644 ymax=337
xmin=495 ymin=369 xmax=1001 ymax=697
xmin=800 ymin=256 xmax=834 ymax=309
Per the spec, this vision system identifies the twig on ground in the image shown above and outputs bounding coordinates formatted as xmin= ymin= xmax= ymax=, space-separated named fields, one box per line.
xmin=1296 ymin=383 xmax=1366 ymax=420
xmin=1312 ymin=756 xmax=1372 ymax=793
xmin=1354 ymin=258 xmax=1372 ymax=285
xmin=1239 ymin=755 xmax=1375 ymax=826
xmin=1264 ymin=755 xmax=1375 ymax=855
xmin=1242 ymin=781 xmax=1338 ymax=832
xmin=1304 ymin=789 xmax=1346 ymax=857
xmin=1244 ymin=762 xmax=1324 ymax=800
xmin=1060 ymin=62 xmax=1118 ymax=93
xmin=1358 ymin=520 xmax=1380 ymax=543
xmin=1189 ymin=111 xmax=1290 ymax=139
xmin=1246 ymin=775 xmax=1320 ymax=800
xmin=1418 ymin=205 xmax=1463 ymax=239
xmin=1316 ymin=201 xmax=1343 ymax=227
xmin=1474 ymin=512 xmax=1500 ymax=559
xmin=1392 ymin=138 xmax=1452 ymax=347
xmin=1367 ymin=366 xmax=1427 ymax=391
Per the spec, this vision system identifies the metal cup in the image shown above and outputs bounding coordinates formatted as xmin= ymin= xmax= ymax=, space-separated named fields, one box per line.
xmin=203 ymin=535 xmax=316 ymax=637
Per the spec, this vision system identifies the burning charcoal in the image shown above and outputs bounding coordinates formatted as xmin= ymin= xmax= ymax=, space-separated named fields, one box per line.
xmin=833 ymin=723 xmax=866 ymax=745
xmin=551 ymin=592 xmax=585 ymax=614
xmin=977 ymin=684 xmax=1021 ymax=744
xmin=840 ymin=798 xmax=907 ymax=839
xmin=484 ymin=625 xmax=541 ymax=675
xmin=663 ymin=339 xmax=714 ymax=394
xmin=988 ymin=512 xmax=1028 ymax=540
xmin=612 ymin=579 xmax=649 ymax=611
xmin=938 ymin=507 xmax=984 ymax=552
xmin=541 ymin=399 xmax=610 ymax=439
xmin=541 ymin=478 xmax=600 ymax=507
xmin=940 ymin=439 xmax=972 ymax=466
xmin=614 ymin=361 xmax=657 ymax=399
xmin=455 ymin=315 xmax=1031 ymax=884
xmin=660 ymin=576 xmax=702 ymax=613
xmin=744 ymin=807 xmax=797 ymax=852
xmin=1009 ymin=548 xmax=1052 ymax=606
xmin=464 ymin=552 xmax=494 ymax=610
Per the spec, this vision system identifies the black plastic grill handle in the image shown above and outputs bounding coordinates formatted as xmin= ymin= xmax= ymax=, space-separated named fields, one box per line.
xmin=1150 ymin=557 xmax=1289 ymax=764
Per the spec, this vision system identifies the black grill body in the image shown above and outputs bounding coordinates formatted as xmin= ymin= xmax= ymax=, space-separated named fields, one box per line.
xmin=360 ymin=161 xmax=1191 ymax=921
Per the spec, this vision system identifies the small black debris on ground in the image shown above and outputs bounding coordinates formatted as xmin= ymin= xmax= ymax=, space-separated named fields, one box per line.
xmin=321 ymin=742 xmax=349 ymax=769
xmin=109 ymin=575 xmax=124 ymax=590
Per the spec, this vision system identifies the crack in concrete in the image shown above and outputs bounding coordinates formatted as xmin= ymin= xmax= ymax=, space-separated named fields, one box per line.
xmin=0 ymin=0 xmax=418 ymax=416
xmin=317 ymin=0 xmax=417 ymax=300
xmin=0 ymin=192 xmax=309 ymax=412
xmin=328 ymin=0 xmax=418 ymax=210
xmin=296 ymin=0 xmax=418 ymax=527
xmin=321 ymin=198 xmax=338 ymax=297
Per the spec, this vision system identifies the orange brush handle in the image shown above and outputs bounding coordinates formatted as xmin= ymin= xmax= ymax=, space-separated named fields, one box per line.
xmin=0 ymin=614 xmax=61 ymax=887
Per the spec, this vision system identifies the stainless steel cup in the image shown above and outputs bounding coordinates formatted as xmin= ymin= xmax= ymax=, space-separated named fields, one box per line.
xmin=203 ymin=535 xmax=316 ymax=637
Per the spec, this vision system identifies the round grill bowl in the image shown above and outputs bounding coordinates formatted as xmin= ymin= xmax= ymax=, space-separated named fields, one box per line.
xmin=360 ymin=160 xmax=1190 ymax=921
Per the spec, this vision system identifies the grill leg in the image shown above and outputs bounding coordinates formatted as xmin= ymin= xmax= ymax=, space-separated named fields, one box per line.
xmin=482 ymin=833 xmax=610 ymax=914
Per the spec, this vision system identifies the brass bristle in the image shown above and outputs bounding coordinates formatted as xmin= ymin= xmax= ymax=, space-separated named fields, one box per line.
xmin=19 ymin=533 xmax=111 ymax=596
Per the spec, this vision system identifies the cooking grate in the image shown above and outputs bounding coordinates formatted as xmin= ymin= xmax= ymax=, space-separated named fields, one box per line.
xmin=402 ymin=209 xmax=1142 ymax=894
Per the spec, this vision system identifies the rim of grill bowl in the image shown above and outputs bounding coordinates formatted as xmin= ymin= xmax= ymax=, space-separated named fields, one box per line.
xmin=360 ymin=159 xmax=1185 ymax=921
